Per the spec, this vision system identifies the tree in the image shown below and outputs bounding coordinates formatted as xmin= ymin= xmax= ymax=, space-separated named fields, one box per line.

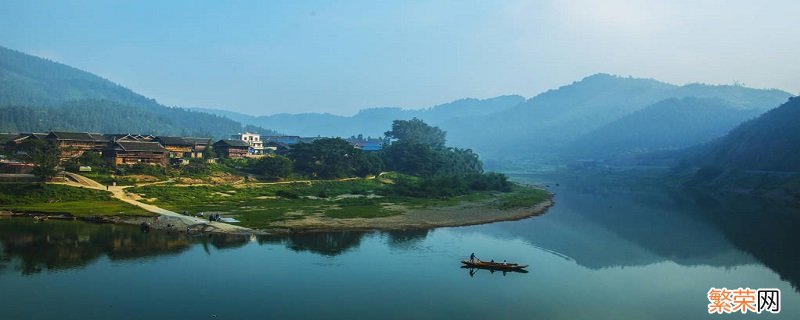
xmin=203 ymin=138 xmax=216 ymax=159
xmin=63 ymin=150 xmax=108 ymax=173
xmin=289 ymin=138 xmax=359 ymax=179
xmin=254 ymin=155 xmax=293 ymax=180
xmin=383 ymin=141 xmax=437 ymax=176
xmin=385 ymin=118 xmax=446 ymax=148
xmin=17 ymin=139 xmax=59 ymax=181
xmin=353 ymin=151 xmax=384 ymax=177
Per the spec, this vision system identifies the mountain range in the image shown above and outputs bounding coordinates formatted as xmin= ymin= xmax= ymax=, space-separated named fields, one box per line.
xmin=1 ymin=45 xmax=795 ymax=171
xmin=693 ymin=96 xmax=800 ymax=171
xmin=198 ymin=74 xmax=791 ymax=163
xmin=0 ymin=46 xmax=273 ymax=138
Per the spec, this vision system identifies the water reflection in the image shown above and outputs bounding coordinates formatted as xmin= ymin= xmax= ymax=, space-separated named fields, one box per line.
xmin=0 ymin=218 xmax=191 ymax=275
xmin=386 ymin=229 xmax=430 ymax=250
xmin=258 ymin=231 xmax=369 ymax=256
xmin=462 ymin=266 xmax=528 ymax=277
xmin=0 ymin=220 xmax=438 ymax=275
xmin=491 ymin=175 xmax=800 ymax=291
xmin=199 ymin=233 xmax=250 ymax=254
xmin=686 ymin=191 xmax=800 ymax=290
xmin=254 ymin=229 xmax=432 ymax=256
xmin=1 ymin=180 xmax=798 ymax=293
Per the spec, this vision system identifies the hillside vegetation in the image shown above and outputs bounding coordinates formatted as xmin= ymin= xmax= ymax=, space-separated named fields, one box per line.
xmin=675 ymin=97 xmax=800 ymax=201
xmin=0 ymin=46 xmax=271 ymax=137
xmin=694 ymin=97 xmax=800 ymax=171
xmin=567 ymin=97 xmax=763 ymax=160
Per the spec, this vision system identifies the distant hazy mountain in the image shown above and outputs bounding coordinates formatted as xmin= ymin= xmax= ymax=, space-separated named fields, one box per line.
xmin=194 ymin=95 xmax=526 ymax=138
xmin=565 ymin=97 xmax=765 ymax=160
xmin=440 ymin=74 xmax=791 ymax=162
xmin=696 ymin=96 xmax=800 ymax=171
xmin=0 ymin=46 xmax=269 ymax=138
xmin=198 ymin=74 xmax=790 ymax=163
xmin=2 ymin=44 xmax=790 ymax=163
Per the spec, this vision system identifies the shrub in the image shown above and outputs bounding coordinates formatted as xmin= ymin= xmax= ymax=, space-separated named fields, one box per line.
xmin=276 ymin=189 xmax=299 ymax=199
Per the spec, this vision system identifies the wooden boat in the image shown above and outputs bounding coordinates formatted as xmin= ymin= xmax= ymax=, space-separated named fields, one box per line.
xmin=461 ymin=259 xmax=528 ymax=271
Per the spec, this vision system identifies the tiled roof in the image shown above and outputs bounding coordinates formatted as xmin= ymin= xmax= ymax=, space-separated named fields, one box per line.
xmin=49 ymin=131 xmax=108 ymax=142
xmin=184 ymin=137 xmax=212 ymax=145
xmin=0 ymin=133 xmax=21 ymax=144
xmin=214 ymin=139 xmax=251 ymax=147
xmin=115 ymin=141 xmax=166 ymax=152
xmin=155 ymin=136 xmax=194 ymax=146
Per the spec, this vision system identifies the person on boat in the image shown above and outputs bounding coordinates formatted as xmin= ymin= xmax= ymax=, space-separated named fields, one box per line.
xmin=503 ymin=260 xmax=507 ymax=265
xmin=469 ymin=253 xmax=476 ymax=262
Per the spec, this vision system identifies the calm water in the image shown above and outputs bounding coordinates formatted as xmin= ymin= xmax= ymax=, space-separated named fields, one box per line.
xmin=1 ymin=177 xmax=799 ymax=319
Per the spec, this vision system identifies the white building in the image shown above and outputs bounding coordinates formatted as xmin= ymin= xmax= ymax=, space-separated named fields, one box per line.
xmin=231 ymin=132 xmax=264 ymax=155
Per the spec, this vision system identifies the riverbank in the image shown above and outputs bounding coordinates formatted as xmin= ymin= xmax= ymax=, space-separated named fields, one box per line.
xmin=1 ymin=191 xmax=553 ymax=234
xmin=126 ymin=178 xmax=553 ymax=231
xmin=1 ymin=174 xmax=554 ymax=234
xmin=261 ymin=196 xmax=554 ymax=233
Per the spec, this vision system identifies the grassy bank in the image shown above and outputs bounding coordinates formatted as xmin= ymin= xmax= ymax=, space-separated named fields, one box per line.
xmin=127 ymin=178 xmax=548 ymax=229
xmin=0 ymin=183 xmax=153 ymax=217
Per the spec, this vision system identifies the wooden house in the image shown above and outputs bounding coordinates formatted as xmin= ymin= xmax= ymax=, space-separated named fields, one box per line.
xmin=263 ymin=141 xmax=291 ymax=155
xmin=2 ymin=133 xmax=47 ymax=156
xmin=0 ymin=133 xmax=23 ymax=156
xmin=213 ymin=139 xmax=250 ymax=159
xmin=185 ymin=138 xmax=211 ymax=157
xmin=154 ymin=136 xmax=212 ymax=159
xmin=104 ymin=141 xmax=168 ymax=166
xmin=154 ymin=136 xmax=195 ymax=159
xmin=45 ymin=131 xmax=109 ymax=159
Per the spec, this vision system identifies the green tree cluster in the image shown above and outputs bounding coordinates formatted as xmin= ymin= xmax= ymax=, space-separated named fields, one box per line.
xmin=16 ymin=139 xmax=59 ymax=181
xmin=381 ymin=119 xmax=511 ymax=197
xmin=251 ymin=155 xmax=293 ymax=180
xmin=289 ymin=138 xmax=382 ymax=179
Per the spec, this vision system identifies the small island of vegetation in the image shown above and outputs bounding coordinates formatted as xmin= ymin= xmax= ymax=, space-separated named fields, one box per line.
xmin=1 ymin=119 xmax=552 ymax=233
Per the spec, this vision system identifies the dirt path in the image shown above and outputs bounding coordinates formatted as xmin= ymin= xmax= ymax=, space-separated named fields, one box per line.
xmin=60 ymin=172 xmax=256 ymax=234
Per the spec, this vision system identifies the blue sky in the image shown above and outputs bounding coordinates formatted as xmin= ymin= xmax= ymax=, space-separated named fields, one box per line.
xmin=2 ymin=0 xmax=798 ymax=115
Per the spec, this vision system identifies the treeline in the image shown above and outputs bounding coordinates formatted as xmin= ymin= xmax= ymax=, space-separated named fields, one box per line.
xmin=223 ymin=138 xmax=383 ymax=180
xmin=0 ymin=99 xmax=276 ymax=138
xmin=234 ymin=118 xmax=512 ymax=197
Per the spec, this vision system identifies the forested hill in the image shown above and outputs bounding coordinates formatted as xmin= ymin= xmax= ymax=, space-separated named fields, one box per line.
xmin=441 ymin=74 xmax=792 ymax=162
xmin=0 ymin=46 xmax=272 ymax=137
xmin=565 ymin=97 xmax=764 ymax=160
xmin=694 ymin=96 xmax=800 ymax=171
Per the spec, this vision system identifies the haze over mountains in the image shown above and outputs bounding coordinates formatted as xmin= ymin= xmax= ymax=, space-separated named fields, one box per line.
xmin=193 ymin=95 xmax=526 ymax=139
xmin=1 ymin=45 xmax=796 ymax=170
xmin=692 ymin=96 xmax=800 ymax=172
xmin=200 ymin=74 xmax=791 ymax=163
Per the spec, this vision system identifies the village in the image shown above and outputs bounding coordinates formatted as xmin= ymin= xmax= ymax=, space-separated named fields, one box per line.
xmin=0 ymin=119 xmax=545 ymax=233
xmin=0 ymin=131 xmax=384 ymax=174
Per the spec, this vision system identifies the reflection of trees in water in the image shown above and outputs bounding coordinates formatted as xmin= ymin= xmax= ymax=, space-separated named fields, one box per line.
xmin=258 ymin=231 xmax=370 ymax=256
xmin=0 ymin=219 xmax=192 ymax=275
xmin=687 ymin=191 xmax=800 ymax=292
xmin=500 ymin=178 xmax=800 ymax=292
xmin=386 ymin=229 xmax=430 ymax=250
xmin=571 ymin=188 xmax=756 ymax=268
xmin=490 ymin=187 xmax=755 ymax=270
xmin=255 ymin=230 xmax=434 ymax=256
xmin=198 ymin=234 xmax=249 ymax=255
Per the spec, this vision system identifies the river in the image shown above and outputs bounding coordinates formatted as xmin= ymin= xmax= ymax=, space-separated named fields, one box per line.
xmin=1 ymin=175 xmax=798 ymax=319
